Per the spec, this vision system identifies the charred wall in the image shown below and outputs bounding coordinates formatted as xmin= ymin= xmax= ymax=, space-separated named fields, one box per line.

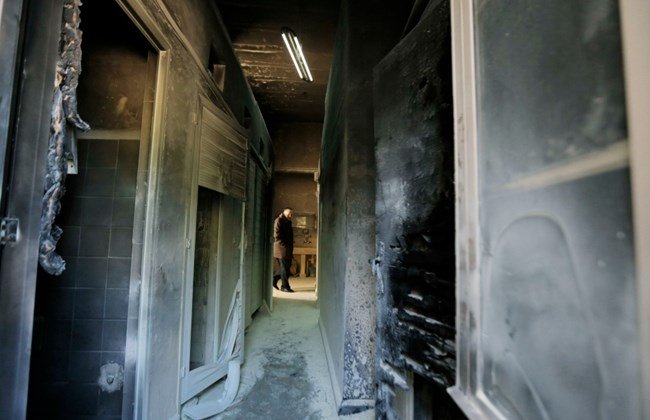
xmin=271 ymin=122 xmax=320 ymax=243
xmin=121 ymin=0 xmax=274 ymax=417
xmin=27 ymin=3 xmax=151 ymax=418
xmin=272 ymin=174 xmax=317 ymax=216
xmin=272 ymin=122 xmax=322 ymax=172
xmin=75 ymin=4 xmax=151 ymax=131
xmin=318 ymin=0 xmax=414 ymax=412
xmin=373 ymin=1 xmax=464 ymax=418
xmin=24 ymin=0 xmax=274 ymax=418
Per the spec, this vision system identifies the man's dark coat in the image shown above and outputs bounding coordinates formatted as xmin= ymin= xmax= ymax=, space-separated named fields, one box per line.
xmin=273 ymin=213 xmax=294 ymax=259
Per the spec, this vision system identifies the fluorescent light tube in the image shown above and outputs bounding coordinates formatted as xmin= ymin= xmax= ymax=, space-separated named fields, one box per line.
xmin=282 ymin=32 xmax=304 ymax=79
xmin=281 ymin=27 xmax=313 ymax=82
xmin=294 ymin=36 xmax=313 ymax=82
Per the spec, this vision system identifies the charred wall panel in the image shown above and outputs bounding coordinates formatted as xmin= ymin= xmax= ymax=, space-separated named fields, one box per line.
xmin=318 ymin=1 xmax=349 ymax=402
xmin=373 ymin=2 xmax=463 ymax=417
xmin=319 ymin=0 xmax=414 ymax=410
xmin=272 ymin=122 xmax=322 ymax=172
xmin=106 ymin=0 xmax=273 ymax=417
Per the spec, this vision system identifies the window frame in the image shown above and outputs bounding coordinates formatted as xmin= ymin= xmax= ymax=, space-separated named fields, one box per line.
xmin=448 ymin=0 xmax=650 ymax=417
xmin=619 ymin=0 xmax=650 ymax=415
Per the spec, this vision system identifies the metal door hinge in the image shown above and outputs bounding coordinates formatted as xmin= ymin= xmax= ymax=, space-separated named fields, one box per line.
xmin=0 ymin=218 xmax=19 ymax=244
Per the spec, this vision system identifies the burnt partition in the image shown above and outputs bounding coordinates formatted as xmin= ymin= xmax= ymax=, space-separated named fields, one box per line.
xmin=319 ymin=0 xmax=414 ymax=412
xmin=26 ymin=2 xmax=153 ymax=418
xmin=373 ymin=1 xmax=463 ymax=418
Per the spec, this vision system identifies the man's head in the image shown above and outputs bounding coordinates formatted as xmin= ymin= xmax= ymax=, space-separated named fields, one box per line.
xmin=283 ymin=207 xmax=293 ymax=220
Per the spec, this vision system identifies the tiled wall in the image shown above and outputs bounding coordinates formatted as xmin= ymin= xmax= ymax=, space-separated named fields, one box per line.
xmin=28 ymin=138 xmax=139 ymax=419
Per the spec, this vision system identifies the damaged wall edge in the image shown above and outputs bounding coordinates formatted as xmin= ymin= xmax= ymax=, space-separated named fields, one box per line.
xmin=319 ymin=0 xmax=417 ymax=414
xmin=373 ymin=1 xmax=464 ymax=418
xmin=101 ymin=0 xmax=275 ymax=418
xmin=0 ymin=0 xmax=64 ymax=417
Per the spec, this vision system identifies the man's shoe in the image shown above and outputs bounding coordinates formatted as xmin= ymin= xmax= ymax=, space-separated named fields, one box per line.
xmin=273 ymin=280 xmax=279 ymax=290
xmin=280 ymin=286 xmax=295 ymax=293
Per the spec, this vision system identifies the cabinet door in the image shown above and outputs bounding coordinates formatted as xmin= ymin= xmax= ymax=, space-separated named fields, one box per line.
xmin=450 ymin=1 xmax=641 ymax=419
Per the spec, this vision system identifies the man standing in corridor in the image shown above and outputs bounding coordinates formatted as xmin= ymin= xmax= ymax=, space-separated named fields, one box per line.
xmin=273 ymin=207 xmax=295 ymax=292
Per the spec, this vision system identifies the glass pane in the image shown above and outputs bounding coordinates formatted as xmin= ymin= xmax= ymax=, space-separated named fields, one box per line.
xmin=190 ymin=187 xmax=221 ymax=371
xmin=473 ymin=1 xmax=640 ymax=418
xmin=474 ymin=0 xmax=627 ymax=188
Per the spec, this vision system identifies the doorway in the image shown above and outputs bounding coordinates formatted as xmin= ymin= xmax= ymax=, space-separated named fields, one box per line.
xmin=270 ymin=122 xmax=322 ymax=299
xmin=26 ymin=1 xmax=157 ymax=417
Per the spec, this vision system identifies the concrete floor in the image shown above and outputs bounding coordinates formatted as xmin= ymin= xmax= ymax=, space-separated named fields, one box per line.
xmin=282 ymin=276 xmax=318 ymax=293
xmin=212 ymin=281 xmax=374 ymax=419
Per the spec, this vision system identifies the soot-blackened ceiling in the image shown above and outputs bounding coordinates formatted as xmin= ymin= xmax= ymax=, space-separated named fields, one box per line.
xmin=215 ymin=0 xmax=339 ymax=123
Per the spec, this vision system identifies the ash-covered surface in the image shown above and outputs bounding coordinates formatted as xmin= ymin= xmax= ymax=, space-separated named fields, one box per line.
xmin=220 ymin=351 xmax=319 ymax=419
xmin=318 ymin=0 xmax=416 ymax=407
xmin=373 ymin=1 xmax=462 ymax=418
xmin=212 ymin=294 xmax=373 ymax=420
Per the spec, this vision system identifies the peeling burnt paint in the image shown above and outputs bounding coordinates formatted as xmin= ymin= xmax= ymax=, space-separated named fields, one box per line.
xmin=39 ymin=0 xmax=89 ymax=275
xmin=373 ymin=1 xmax=463 ymax=418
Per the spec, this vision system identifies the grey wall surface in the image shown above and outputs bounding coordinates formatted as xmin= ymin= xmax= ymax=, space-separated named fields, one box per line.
xmin=318 ymin=0 xmax=413 ymax=411
xmin=373 ymin=2 xmax=464 ymax=418
xmin=273 ymin=173 xmax=318 ymax=216
xmin=75 ymin=8 xmax=150 ymax=131
xmin=0 ymin=2 xmax=64 ymax=417
xmin=272 ymin=122 xmax=322 ymax=171
xmin=270 ymin=122 xmax=320 ymax=220
xmin=465 ymin=0 xmax=639 ymax=418
xmin=112 ymin=0 xmax=273 ymax=418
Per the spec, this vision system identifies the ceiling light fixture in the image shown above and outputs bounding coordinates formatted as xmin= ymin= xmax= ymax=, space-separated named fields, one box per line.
xmin=281 ymin=27 xmax=313 ymax=82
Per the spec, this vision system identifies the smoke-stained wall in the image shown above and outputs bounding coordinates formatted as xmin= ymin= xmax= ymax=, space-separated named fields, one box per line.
xmin=27 ymin=4 xmax=151 ymax=418
xmin=273 ymin=174 xmax=317 ymax=215
xmin=75 ymin=6 xmax=151 ymax=132
xmin=271 ymin=122 xmax=320 ymax=220
xmin=24 ymin=0 xmax=271 ymax=418
xmin=318 ymin=0 xmax=413 ymax=412
xmin=121 ymin=1 xmax=274 ymax=417
xmin=273 ymin=122 xmax=322 ymax=171
xmin=373 ymin=1 xmax=464 ymax=418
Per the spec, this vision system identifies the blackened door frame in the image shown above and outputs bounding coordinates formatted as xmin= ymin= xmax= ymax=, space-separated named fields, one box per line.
xmin=619 ymin=1 xmax=650 ymax=416
xmin=0 ymin=1 xmax=64 ymax=417
xmin=111 ymin=1 xmax=171 ymax=419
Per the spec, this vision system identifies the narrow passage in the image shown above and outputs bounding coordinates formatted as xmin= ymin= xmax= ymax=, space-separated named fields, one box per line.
xmin=214 ymin=286 xmax=373 ymax=419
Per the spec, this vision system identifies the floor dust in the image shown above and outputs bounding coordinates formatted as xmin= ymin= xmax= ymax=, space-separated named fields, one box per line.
xmin=208 ymin=287 xmax=374 ymax=420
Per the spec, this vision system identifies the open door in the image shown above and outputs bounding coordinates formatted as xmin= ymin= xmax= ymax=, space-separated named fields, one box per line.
xmin=180 ymin=97 xmax=248 ymax=419
xmin=450 ymin=0 xmax=644 ymax=418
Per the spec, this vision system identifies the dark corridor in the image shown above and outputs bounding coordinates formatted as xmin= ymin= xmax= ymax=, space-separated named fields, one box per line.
xmin=0 ymin=0 xmax=646 ymax=419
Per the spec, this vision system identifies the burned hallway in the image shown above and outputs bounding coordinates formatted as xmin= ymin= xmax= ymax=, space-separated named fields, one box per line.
xmin=0 ymin=0 xmax=649 ymax=420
